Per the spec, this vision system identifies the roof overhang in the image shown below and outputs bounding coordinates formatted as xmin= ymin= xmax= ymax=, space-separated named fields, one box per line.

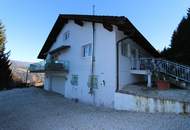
xmin=49 ymin=45 xmax=70 ymax=55
xmin=38 ymin=14 xmax=160 ymax=59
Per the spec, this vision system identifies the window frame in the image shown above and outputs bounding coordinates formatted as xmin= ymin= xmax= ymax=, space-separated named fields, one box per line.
xmin=82 ymin=44 xmax=92 ymax=57
xmin=63 ymin=31 xmax=70 ymax=41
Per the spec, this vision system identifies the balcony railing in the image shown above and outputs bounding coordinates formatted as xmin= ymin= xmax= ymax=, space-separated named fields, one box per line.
xmin=131 ymin=58 xmax=155 ymax=70
xmin=29 ymin=60 xmax=69 ymax=73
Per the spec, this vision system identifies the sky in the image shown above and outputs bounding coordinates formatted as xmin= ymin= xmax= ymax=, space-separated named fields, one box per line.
xmin=0 ymin=0 xmax=190 ymax=62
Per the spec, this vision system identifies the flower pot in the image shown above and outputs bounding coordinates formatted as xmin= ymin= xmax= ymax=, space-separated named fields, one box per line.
xmin=156 ymin=80 xmax=170 ymax=90
xmin=140 ymin=64 xmax=145 ymax=70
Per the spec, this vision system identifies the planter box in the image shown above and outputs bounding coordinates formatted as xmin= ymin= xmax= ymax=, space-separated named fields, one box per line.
xmin=156 ymin=80 xmax=170 ymax=90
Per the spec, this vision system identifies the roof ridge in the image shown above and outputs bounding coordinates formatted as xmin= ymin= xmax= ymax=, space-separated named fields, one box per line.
xmin=59 ymin=14 xmax=126 ymax=18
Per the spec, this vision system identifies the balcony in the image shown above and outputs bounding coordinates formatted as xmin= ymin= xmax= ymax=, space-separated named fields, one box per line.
xmin=130 ymin=58 xmax=153 ymax=75
xmin=29 ymin=60 xmax=69 ymax=73
xmin=130 ymin=58 xmax=154 ymax=70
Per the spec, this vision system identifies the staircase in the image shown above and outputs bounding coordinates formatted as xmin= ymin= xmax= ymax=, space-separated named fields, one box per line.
xmin=131 ymin=58 xmax=190 ymax=89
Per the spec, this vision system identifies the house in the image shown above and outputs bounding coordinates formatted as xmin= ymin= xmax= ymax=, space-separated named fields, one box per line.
xmin=30 ymin=14 xmax=190 ymax=113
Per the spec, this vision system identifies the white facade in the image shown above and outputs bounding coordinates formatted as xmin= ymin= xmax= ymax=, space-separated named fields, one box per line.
xmin=43 ymin=20 xmax=154 ymax=108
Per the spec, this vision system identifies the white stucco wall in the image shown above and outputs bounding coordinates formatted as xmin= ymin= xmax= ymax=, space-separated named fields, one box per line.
xmin=45 ymin=20 xmax=117 ymax=107
xmin=48 ymin=20 xmax=94 ymax=104
xmin=92 ymin=23 xmax=116 ymax=107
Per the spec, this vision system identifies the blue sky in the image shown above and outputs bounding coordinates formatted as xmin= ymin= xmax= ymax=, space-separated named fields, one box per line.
xmin=0 ymin=0 xmax=190 ymax=62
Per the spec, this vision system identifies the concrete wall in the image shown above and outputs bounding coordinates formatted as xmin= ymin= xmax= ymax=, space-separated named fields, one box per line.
xmin=114 ymin=92 xmax=190 ymax=114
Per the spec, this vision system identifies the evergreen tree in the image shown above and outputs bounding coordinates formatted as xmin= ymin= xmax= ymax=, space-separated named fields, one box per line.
xmin=161 ymin=8 xmax=190 ymax=65
xmin=0 ymin=52 xmax=13 ymax=90
xmin=0 ymin=21 xmax=13 ymax=90
xmin=0 ymin=22 xmax=5 ymax=53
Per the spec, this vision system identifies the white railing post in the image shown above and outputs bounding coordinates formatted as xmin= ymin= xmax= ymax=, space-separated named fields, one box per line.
xmin=147 ymin=70 xmax=152 ymax=88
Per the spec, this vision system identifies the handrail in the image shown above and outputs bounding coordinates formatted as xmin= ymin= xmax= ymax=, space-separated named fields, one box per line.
xmin=161 ymin=59 xmax=190 ymax=70
xmin=131 ymin=58 xmax=190 ymax=83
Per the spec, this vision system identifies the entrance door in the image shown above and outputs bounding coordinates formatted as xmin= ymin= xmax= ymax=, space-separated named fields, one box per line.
xmin=51 ymin=76 xmax=65 ymax=95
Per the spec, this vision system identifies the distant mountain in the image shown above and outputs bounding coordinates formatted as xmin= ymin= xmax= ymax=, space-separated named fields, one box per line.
xmin=10 ymin=60 xmax=44 ymax=86
xmin=11 ymin=60 xmax=31 ymax=68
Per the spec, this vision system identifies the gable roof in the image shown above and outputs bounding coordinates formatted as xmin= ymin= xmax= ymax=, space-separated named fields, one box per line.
xmin=38 ymin=14 xmax=160 ymax=59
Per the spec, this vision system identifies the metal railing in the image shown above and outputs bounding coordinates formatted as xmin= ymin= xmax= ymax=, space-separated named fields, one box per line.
xmin=157 ymin=59 xmax=190 ymax=83
xmin=131 ymin=58 xmax=154 ymax=70
xmin=131 ymin=58 xmax=190 ymax=83
xmin=29 ymin=61 xmax=45 ymax=72
xmin=29 ymin=59 xmax=69 ymax=72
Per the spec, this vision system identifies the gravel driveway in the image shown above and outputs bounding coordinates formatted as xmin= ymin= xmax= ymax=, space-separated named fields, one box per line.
xmin=0 ymin=88 xmax=189 ymax=130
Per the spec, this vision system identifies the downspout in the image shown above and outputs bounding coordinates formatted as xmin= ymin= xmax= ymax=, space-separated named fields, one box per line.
xmin=116 ymin=35 xmax=133 ymax=92
xmin=89 ymin=21 xmax=96 ymax=94
xmin=89 ymin=5 xmax=96 ymax=95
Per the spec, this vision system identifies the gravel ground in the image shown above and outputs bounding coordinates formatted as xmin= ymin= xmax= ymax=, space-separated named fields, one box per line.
xmin=0 ymin=88 xmax=189 ymax=130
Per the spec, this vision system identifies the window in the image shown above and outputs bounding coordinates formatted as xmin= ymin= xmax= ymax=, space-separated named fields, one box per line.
xmin=82 ymin=44 xmax=92 ymax=57
xmin=63 ymin=31 xmax=70 ymax=41
xmin=121 ymin=42 xmax=128 ymax=57
xmin=70 ymin=75 xmax=78 ymax=86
